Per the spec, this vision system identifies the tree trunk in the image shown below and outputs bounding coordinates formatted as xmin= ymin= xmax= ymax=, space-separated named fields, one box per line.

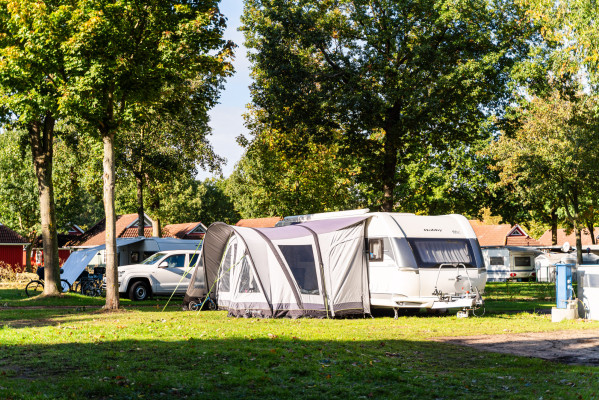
xmin=29 ymin=114 xmax=60 ymax=295
xmin=551 ymin=208 xmax=558 ymax=246
xmin=25 ymin=243 xmax=32 ymax=273
xmin=575 ymin=226 xmax=583 ymax=265
xmin=381 ymin=125 xmax=400 ymax=212
xmin=136 ymin=175 xmax=145 ymax=237
xmin=153 ymin=217 xmax=162 ymax=238
xmin=103 ymin=132 xmax=119 ymax=309
xmin=587 ymin=221 xmax=596 ymax=245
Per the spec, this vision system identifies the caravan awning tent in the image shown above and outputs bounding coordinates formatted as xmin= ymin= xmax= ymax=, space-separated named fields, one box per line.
xmin=184 ymin=216 xmax=371 ymax=318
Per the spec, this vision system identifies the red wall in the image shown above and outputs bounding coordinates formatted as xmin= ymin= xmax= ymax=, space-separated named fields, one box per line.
xmin=27 ymin=249 xmax=72 ymax=267
xmin=0 ymin=245 xmax=25 ymax=271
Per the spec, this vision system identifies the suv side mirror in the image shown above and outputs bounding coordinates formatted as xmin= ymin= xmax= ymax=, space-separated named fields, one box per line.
xmin=159 ymin=261 xmax=168 ymax=268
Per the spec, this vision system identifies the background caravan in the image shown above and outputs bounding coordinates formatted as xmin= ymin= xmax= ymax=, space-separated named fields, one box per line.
xmin=278 ymin=210 xmax=487 ymax=313
xmin=184 ymin=210 xmax=486 ymax=317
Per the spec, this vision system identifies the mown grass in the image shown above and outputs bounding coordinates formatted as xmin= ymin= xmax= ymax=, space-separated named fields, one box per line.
xmin=483 ymin=281 xmax=557 ymax=313
xmin=0 ymin=282 xmax=598 ymax=399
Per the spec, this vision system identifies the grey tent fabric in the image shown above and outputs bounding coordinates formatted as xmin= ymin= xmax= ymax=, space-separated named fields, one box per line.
xmin=61 ymin=246 xmax=103 ymax=286
xmin=184 ymin=216 xmax=371 ymax=318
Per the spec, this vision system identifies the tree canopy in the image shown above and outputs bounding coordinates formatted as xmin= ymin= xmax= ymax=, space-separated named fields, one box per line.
xmin=491 ymin=90 xmax=599 ymax=262
xmin=242 ymin=0 xmax=542 ymax=212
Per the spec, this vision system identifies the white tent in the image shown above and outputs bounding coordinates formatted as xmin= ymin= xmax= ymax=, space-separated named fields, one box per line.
xmin=184 ymin=216 xmax=371 ymax=318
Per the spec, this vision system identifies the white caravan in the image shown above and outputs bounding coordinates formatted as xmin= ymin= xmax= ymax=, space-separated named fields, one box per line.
xmin=278 ymin=209 xmax=487 ymax=311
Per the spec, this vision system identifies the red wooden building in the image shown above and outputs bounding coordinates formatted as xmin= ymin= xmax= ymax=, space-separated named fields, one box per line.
xmin=0 ymin=224 xmax=27 ymax=271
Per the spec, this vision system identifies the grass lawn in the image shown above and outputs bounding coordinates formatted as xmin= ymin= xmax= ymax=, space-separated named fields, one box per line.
xmin=0 ymin=282 xmax=598 ymax=399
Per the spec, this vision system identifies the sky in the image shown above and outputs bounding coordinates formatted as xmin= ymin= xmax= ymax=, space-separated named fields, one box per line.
xmin=199 ymin=0 xmax=251 ymax=179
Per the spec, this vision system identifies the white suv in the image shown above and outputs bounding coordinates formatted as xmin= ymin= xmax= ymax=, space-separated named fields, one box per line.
xmin=117 ymin=250 xmax=201 ymax=301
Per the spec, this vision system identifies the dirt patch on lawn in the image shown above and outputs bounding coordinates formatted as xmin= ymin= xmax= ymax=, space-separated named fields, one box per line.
xmin=433 ymin=329 xmax=599 ymax=366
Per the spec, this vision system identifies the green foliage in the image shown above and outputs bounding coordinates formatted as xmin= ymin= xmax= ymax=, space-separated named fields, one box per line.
xmin=490 ymin=90 xmax=599 ymax=258
xmin=0 ymin=129 xmax=39 ymax=240
xmin=228 ymin=117 xmax=361 ymax=218
xmin=0 ymin=127 xmax=103 ymax=239
xmin=527 ymin=0 xmax=599 ymax=86
xmin=197 ymin=179 xmax=240 ymax=225
xmin=242 ymin=0 xmax=542 ymax=211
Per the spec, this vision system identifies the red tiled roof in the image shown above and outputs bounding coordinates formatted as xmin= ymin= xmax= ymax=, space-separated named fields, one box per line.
xmin=163 ymin=222 xmax=205 ymax=239
xmin=0 ymin=224 xmax=27 ymax=244
xmin=68 ymin=214 xmax=140 ymax=247
xmin=236 ymin=217 xmax=282 ymax=228
xmin=68 ymin=215 xmax=207 ymax=247
xmin=120 ymin=227 xmax=156 ymax=238
xmin=537 ymin=227 xmax=599 ymax=247
xmin=469 ymin=220 xmax=540 ymax=247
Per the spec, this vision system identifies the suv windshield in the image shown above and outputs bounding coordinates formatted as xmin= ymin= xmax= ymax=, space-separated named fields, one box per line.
xmin=407 ymin=238 xmax=478 ymax=268
xmin=141 ymin=252 xmax=167 ymax=265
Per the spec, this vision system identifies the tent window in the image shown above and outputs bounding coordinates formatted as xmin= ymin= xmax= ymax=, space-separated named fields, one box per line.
xmin=238 ymin=258 xmax=260 ymax=293
xmin=219 ymin=243 xmax=236 ymax=293
xmin=278 ymin=245 xmax=320 ymax=295
xmin=489 ymin=256 xmax=504 ymax=265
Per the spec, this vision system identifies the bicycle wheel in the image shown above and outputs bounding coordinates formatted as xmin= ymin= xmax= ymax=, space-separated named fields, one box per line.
xmin=60 ymin=279 xmax=71 ymax=293
xmin=82 ymin=281 xmax=100 ymax=297
xmin=25 ymin=280 xmax=44 ymax=297
xmin=73 ymin=281 xmax=81 ymax=293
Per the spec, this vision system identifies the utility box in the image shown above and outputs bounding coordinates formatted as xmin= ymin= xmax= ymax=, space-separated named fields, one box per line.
xmin=556 ymin=263 xmax=574 ymax=309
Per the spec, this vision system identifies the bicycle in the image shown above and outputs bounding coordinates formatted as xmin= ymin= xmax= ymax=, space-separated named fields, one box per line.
xmin=77 ymin=267 xmax=105 ymax=297
xmin=188 ymin=296 xmax=217 ymax=311
xmin=25 ymin=267 xmax=71 ymax=297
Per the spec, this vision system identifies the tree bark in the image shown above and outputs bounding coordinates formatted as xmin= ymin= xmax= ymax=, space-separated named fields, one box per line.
xmin=25 ymin=243 xmax=32 ymax=273
xmin=136 ymin=175 xmax=145 ymax=237
xmin=587 ymin=221 xmax=596 ymax=245
xmin=152 ymin=217 xmax=162 ymax=238
xmin=381 ymin=122 xmax=400 ymax=212
xmin=103 ymin=132 xmax=119 ymax=309
xmin=576 ymin=226 xmax=583 ymax=265
xmin=551 ymin=208 xmax=558 ymax=246
xmin=29 ymin=114 xmax=60 ymax=295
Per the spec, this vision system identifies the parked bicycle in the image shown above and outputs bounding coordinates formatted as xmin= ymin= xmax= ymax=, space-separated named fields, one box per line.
xmin=25 ymin=267 xmax=71 ymax=297
xmin=187 ymin=296 xmax=217 ymax=311
xmin=76 ymin=267 xmax=105 ymax=297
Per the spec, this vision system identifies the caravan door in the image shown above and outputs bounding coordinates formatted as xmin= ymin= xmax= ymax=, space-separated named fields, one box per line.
xmin=368 ymin=237 xmax=420 ymax=307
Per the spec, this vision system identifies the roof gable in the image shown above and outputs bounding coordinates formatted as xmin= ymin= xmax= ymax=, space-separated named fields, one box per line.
xmin=0 ymin=224 xmax=27 ymax=244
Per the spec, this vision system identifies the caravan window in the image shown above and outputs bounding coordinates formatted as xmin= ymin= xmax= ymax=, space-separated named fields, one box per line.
xmin=407 ymin=238 xmax=476 ymax=268
xmin=278 ymin=245 xmax=320 ymax=295
xmin=490 ymin=256 xmax=504 ymax=265
xmin=369 ymin=239 xmax=384 ymax=262
xmin=514 ymin=256 xmax=531 ymax=267
xmin=368 ymin=238 xmax=394 ymax=262
xmin=238 ymin=258 xmax=260 ymax=293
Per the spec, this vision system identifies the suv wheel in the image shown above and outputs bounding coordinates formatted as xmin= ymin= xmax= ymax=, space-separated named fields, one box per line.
xmin=129 ymin=281 xmax=150 ymax=301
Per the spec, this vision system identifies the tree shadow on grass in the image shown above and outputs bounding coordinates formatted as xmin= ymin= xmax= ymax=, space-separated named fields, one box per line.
xmin=0 ymin=336 xmax=596 ymax=400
